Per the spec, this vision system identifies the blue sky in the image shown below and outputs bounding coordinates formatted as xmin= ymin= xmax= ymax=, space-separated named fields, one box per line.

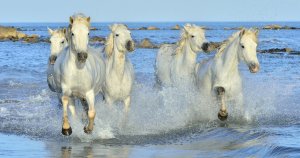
xmin=1 ymin=0 xmax=299 ymax=22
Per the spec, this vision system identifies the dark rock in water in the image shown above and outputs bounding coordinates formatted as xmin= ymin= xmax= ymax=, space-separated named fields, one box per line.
xmin=138 ymin=38 xmax=159 ymax=49
xmin=23 ymin=35 xmax=39 ymax=43
xmin=90 ymin=36 xmax=106 ymax=44
xmin=205 ymin=42 xmax=224 ymax=52
xmin=0 ymin=26 xmax=40 ymax=43
xmin=263 ymin=25 xmax=282 ymax=30
xmin=136 ymin=26 xmax=160 ymax=30
xmin=171 ymin=25 xmax=181 ymax=30
xmin=258 ymin=48 xmax=294 ymax=54
xmin=90 ymin=27 xmax=100 ymax=31
xmin=224 ymin=27 xmax=244 ymax=30
xmin=147 ymin=26 xmax=160 ymax=30
xmin=0 ymin=26 xmax=27 ymax=39
xmin=138 ymin=27 xmax=147 ymax=30
xmin=262 ymin=25 xmax=300 ymax=30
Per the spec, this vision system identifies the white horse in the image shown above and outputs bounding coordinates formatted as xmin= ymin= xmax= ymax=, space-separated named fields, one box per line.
xmin=47 ymin=28 xmax=68 ymax=92
xmin=155 ymin=24 xmax=209 ymax=87
xmin=195 ymin=29 xmax=259 ymax=121
xmin=54 ymin=14 xmax=106 ymax=135
xmin=103 ymin=24 xmax=135 ymax=113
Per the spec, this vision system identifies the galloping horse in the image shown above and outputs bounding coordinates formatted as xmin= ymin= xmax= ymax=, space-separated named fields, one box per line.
xmin=54 ymin=14 xmax=106 ymax=135
xmin=156 ymin=24 xmax=209 ymax=87
xmin=195 ymin=29 xmax=259 ymax=121
xmin=47 ymin=28 xmax=68 ymax=92
xmin=103 ymin=24 xmax=135 ymax=113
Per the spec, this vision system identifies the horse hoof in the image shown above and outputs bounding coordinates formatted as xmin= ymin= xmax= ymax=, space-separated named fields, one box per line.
xmin=218 ymin=110 xmax=228 ymax=121
xmin=62 ymin=127 xmax=72 ymax=136
xmin=84 ymin=126 xmax=92 ymax=134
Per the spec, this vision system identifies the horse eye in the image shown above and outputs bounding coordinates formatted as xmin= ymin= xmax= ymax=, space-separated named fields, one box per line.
xmin=241 ymin=45 xmax=245 ymax=49
xmin=88 ymin=33 xmax=90 ymax=36
xmin=61 ymin=41 xmax=64 ymax=44
xmin=191 ymin=35 xmax=195 ymax=38
xmin=71 ymin=33 xmax=74 ymax=36
xmin=116 ymin=34 xmax=119 ymax=37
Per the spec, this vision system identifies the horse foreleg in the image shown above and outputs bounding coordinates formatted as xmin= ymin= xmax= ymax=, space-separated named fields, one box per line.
xmin=84 ymin=91 xmax=96 ymax=134
xmin=61 ymin=96 xmax=72 ymax=136
xmin=216 ymin=87 xmax=228 ymax=121
xmin=124 ymin=96 xmax=131 ymax=113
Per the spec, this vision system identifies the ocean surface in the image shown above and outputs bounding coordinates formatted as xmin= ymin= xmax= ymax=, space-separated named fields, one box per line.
xmin=0 ymin=22 xmax=300 ymax=157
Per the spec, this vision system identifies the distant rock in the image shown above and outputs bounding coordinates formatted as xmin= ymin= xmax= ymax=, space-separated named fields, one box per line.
xmin=205 ymin=42 xmax=224 ymax=52
xmin=136 ymin=26 xmax=160 ymax=30
xmin=0 ymin=26 xmax=39 ymax=43
xmin=90 ymin=36 xmax=106 ymax=44
xmin=258 ymin=48 xmax=294 ymax=53
xmin=138 ymin=27 xmax=147 ymax=30
xmin=137 ymin=38 xmax=159 ymax=48
xmin=224 ymin=27 xmax=244 ymax=30
xmin=147 ymin=26 xmax=160 ymax=30
xmin=23 ymin=34 xmax=39 ymax=43
xmin=171 ymin=25 xmax=181 ymax=30
xmin=263 ymin=25 xmax=282 ymax=30
xmin=262 ymin=25 xmax=300 ymax=30
xmin=90 ymin=27 xmax=100 ymax=31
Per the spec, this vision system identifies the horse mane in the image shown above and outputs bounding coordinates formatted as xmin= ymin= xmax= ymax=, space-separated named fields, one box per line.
xmin=104 ymin=24 xmax=129 ymax=58
xmin=70 ymin=13 xmax=90 ymax=28
xmin=215 ymin=29 xmax=258 ymax=57
xmin=104 ymin=33 xmax=114 ymax=57
xmin=54 ymin=28 xmax=67 ymax=37
xmin=215 ymin=31 xmax=241 ymax=57
xmin=174 ymin=29 xmax=188 ymax=55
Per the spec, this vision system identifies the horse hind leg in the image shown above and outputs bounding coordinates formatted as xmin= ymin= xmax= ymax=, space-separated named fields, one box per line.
xmin=68 ymin=98 xmax=77 ymax=119
xmin=80 ymin=98 xmax=89 ymax=123
xmin=61 ymin=96 xmax=72 ymax=136
xmin=124 ymin=96 xmax=131 ymax=113
xmin=215 ymin=87 xmax=228 ymax=121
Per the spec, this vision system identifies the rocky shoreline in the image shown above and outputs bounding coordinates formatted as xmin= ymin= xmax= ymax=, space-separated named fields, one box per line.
xmin=1 ymin=25 xmax=299 ymax=54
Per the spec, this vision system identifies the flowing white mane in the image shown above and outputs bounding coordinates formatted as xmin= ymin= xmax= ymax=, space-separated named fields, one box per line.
xmin=216 ymin=29 xmax=258 ymax=57
xmin=69 ymin=13 xmax=90 ymax=28
xmin=215 ymin=31 xmax=241 ymax=57
xmin=175 ymin=28 xmax=189 ymax=55
xmin=104 ymin=24 xmax=128 ymax=57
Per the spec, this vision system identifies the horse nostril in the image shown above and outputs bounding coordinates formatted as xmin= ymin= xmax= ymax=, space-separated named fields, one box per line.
xmin=201 ymin=42 xmax=209 ymax=52
xmin=126 ymin=41 xmax=134 ymax=51
xmin=49 ymin=55 xmax=57 ymax=64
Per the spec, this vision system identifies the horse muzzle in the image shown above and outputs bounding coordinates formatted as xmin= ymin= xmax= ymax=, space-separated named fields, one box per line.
xmin=248 ymin=63 xmax=260 ymax=73
xmin=201 ymin=42 xmax=210 ymax=52
xmin=126 ymin=40 xmax=135 ymax=52
xmin=49 ymin=55 xmax=57 ymax=65
xmin=77 ymin=52 xmax=88 ymax=63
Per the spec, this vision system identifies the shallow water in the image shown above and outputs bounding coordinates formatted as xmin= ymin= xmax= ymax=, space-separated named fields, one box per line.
xmin=1 ymin=22 xmax=300 ymax=157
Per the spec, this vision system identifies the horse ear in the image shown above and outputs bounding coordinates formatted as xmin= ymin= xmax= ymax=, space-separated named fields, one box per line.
xmin=254 ymin=29 xmax=259 ymax=37
xmin=69 ymin=17 xmax=74 ymax=25
xmin=48 ymin=27 xmax=53 ymax=35
xmin=183 ymin=24 xmax=191 ymax=32
xmin=87 ymin=16 xmax=91 ymax=23
xmin=63 ymin=28 xmax=66 ymax=34
xmin=239 ymin=29 xmax=246 ymax=37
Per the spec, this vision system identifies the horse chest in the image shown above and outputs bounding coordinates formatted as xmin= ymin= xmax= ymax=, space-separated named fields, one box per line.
xmin=105 ymin=70 xmax=132 ymax=98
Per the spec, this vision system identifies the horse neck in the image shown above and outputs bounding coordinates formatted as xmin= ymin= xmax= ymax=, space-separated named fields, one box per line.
xmin=65 ymin=47 xmax=78 ymax=66
xmin=219 ymin=37 xmax=240 ymax=75
xmin=176 ymin=40 xmax=197 ymax=68
xmin=109 ymin=47 xmax=126 ymax=77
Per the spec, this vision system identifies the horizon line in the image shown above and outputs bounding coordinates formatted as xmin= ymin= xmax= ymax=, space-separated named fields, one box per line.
xmin=1 ymin=20 xmax=300 ymax=24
